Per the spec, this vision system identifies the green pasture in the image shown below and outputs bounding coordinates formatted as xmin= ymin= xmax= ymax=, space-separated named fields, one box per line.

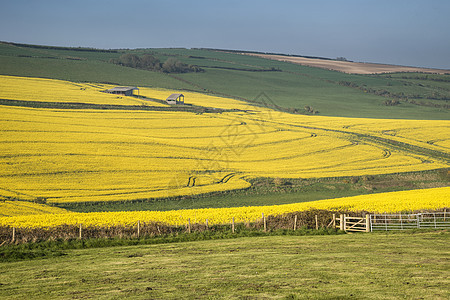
xmin=0 ymin=231 xmax=448 ymax=299
xmin=1 ymin=42 xmax=448 ymax=119
xmin=0 ymin=55 xmax=195 ymax=90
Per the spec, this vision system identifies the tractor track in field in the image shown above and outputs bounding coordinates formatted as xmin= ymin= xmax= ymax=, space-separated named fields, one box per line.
xmin=242 ymin=115 xmax=450 ymax=164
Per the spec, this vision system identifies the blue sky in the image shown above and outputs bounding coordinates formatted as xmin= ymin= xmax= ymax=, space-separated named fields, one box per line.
xmin=1 ymin=0 xmax=449 ymax=69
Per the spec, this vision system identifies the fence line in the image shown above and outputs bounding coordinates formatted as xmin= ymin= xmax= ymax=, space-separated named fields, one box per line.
xmin=370 ymin=212 xmax=450 ymax=231
xmin=2 ymin=211 xmax=449 ymax=244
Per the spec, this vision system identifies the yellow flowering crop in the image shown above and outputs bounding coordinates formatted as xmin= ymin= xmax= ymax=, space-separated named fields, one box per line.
xmin=0 ymin=75 xmax=167 ymax=107
xmin=0 ymin=200 xmax=68 ymax=217
xmin=0 ymin=187 xmax=448 ymax=228
xmin=0 ymin=76 xmax=448 ymax=204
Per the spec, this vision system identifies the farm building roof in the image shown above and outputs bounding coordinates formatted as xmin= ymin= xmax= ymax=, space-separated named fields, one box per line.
xmin=106 ymin=87 xmax=139 ymax=92
xmin=166 ymin=93 xmax=184 ymax=100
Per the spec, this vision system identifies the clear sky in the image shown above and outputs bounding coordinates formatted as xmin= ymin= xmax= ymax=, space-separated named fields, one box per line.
xmin=1 ymin=0 xmax=449 ymax=69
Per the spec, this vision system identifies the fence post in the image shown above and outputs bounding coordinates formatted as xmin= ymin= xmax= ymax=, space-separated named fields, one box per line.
xmin=262 ymin=213 xmax=266 ymax=232
xmin=332 ymin=214 xmax=336 ymax=229
xmin=188 ymin=218 xmax=191 ymax=233
xmin=340 ymin=214 xmax=345 ymax=231
xmin=12 ymin=227 xmax=15 ymax=243
xmin=293 ymin=215 xmax=297 ymax=231
xmin=417 ymin=214 xmax=420 ymax=229
xmin=137 ymin=220 xmax=140 ymax=238
xmin=206 ymin=219 xmax=208 ymax=229
xmin=315 ymin=215 xmax=319 ymax=230
xmin=399 ymin=214 xmax=403 ymax=230
xmin=232 ymin=217 xmax=235 ymax=233
xmin=365 ymin=214 xmax=370 ymax=232
xmin=79 ymin=224 xmax=82 ymax=239
xmin=385 ymin=214 xmax=388 ymax=231
xmin=433 ymin=213 xmax=437 ymax=229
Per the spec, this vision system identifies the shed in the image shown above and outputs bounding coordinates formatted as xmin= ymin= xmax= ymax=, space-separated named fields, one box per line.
xmin=166 ymin=93 xmax=184 ymax=105
xmin=105 ymin=86 xmax=139 ymax=96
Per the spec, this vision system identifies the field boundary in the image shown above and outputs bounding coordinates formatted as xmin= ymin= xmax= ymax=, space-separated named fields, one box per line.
xmin=370 ymin=211 xmax=450 ymax=231
xmin=2 ymin=210 xmax=449 ymax=245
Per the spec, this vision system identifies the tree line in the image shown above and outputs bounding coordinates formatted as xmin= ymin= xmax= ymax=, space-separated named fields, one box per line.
xmin=109 ymin=53 xmax=204 ymax=73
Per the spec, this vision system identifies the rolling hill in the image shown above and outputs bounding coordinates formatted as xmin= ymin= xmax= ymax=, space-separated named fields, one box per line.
xmin=1 ymin=41 xmax=449 ymax=119
xmin=0 ymin=42 xmax=448 ymax=213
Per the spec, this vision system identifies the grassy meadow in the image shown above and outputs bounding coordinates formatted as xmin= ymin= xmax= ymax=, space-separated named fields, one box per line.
xmin=1 ymin=231 xmax=448 ymax=299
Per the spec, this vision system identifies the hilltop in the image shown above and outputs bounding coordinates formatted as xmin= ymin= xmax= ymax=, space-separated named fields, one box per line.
xmin=1 ymin=41 xmax=449 ymax=120
xmin=244 ymin=52 xmax=449 ymax=74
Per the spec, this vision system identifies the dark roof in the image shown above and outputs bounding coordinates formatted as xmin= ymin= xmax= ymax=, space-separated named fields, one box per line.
xmin=106 ymin=86 xmax=139 ymax=92
xmin=166 ymin=93 xmax=184 ymax=100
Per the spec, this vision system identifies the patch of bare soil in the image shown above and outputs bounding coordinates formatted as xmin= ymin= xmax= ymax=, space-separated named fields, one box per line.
xmin=246 ymin=53 xmax=449 ymax=74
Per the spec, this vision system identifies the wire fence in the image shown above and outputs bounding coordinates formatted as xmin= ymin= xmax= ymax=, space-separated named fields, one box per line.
xmin=370 ymin=212 xmax=450 ymax=231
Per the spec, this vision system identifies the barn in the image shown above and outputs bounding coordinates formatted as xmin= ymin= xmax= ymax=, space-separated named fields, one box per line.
xmin=166 ymin=93 xmax=185 ymax=105
xmin=105 ymin=86 xmax=139 ymax=96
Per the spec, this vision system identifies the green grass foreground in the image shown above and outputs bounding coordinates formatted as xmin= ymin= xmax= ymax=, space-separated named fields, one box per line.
xmin=0 ymin=228 xmax=340 ymax=262
xmin=0 ymin=231 xmax=448 ymax=299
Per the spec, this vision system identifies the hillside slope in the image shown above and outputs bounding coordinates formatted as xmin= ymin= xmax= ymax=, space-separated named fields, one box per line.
xmin=1 ymin=42 xmax=449 ymax=119
xmin=0 ymin=75 xmax=448 ymax=204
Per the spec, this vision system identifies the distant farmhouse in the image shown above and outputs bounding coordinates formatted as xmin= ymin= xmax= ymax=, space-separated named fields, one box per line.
xmin=105 ymin=86 xmax=139 ymax=96
xmin=166 ymin=93 xmax=184 ymax=105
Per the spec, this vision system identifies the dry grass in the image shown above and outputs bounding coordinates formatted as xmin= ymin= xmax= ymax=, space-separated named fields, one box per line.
xmin=247 ymin=53 xmax=450 ymax=74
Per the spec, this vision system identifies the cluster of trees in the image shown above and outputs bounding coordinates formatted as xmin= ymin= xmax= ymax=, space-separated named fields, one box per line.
xmin=285 ymin=106 xmax=319 ymax=115
xmin=109 ymin=54 xmax=203 ymax=73
xmin=338 ymin=79 xmax=450 ymax=108
xmin=304 ymin=105 xmax=319 ymax=114
xmin=383 ymin=99 xmax=400 ymax=106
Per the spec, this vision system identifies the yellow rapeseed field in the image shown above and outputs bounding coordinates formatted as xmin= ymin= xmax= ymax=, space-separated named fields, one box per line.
xmin=0 ymin=75 xmax=448 ymax=204
xmin=0 ymin=187 xmax=448 ymax=228
xmin=0 ymin=75 xmax=168 ymax=107
xmin=0 ymin=201 xmax=68 ymax=217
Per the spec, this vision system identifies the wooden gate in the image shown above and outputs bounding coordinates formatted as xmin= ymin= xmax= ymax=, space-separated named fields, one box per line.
xmin=338 ymin=214 xmax=370 ymax=232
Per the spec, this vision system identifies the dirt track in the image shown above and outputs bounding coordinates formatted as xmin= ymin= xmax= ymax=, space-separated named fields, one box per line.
xmin=246 ymin=53 xmax=449 ymax=74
